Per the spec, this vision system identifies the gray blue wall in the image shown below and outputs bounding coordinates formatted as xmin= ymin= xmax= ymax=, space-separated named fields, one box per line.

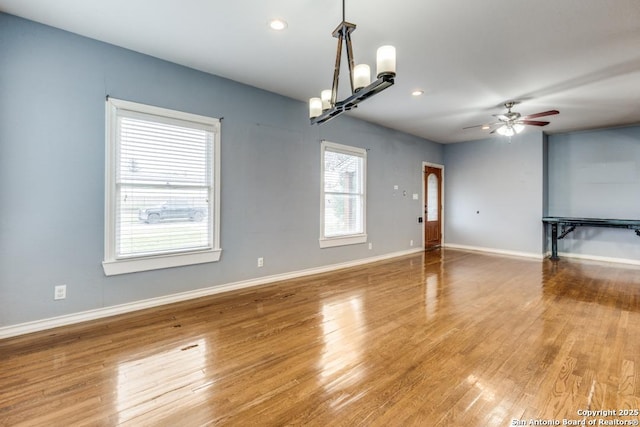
xmin=0 ymin=13 xmax=442 ymax=327
xmin=547 ymin=125 xmax=640 ymax=261
xmin=443 ymin=131 xmax=545 ymax=255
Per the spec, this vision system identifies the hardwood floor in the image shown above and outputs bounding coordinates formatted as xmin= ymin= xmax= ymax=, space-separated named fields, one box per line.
xmin=2 ymin=249 xmax=640 ymax=426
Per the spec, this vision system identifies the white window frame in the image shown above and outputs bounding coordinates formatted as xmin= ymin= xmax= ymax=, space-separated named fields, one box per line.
xmin=319 ymin=140 xmax=367 ymax=248
xmin=103 ymin=98 xmax=221 ymax=276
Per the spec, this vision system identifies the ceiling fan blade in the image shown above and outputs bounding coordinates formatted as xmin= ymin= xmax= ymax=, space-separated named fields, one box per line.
xmin=522 ymin=110 xmax=559 ymax=119
xmin=518 ymin=120 xmax=550 ymax=126
xmin=462 ymin=122 xmax=504 ymax=130
xmin=463 ymin=122 xmax=500 ymax=130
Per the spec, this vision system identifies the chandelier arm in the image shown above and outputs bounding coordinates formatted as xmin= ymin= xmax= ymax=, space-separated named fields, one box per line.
xmin=331 ymin=32 xmax=344 ymax=106
xmin=344 ymin=30 xmax=356 ymax=94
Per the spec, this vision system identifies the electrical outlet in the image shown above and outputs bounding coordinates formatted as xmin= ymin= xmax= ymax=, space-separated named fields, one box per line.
xmin=368 ymin=243 xmax=373 ymax=250
xmin=54 ymin=284 xmax=66 ymax=300
xmin=257 ymin=257 xmax=264 ymax=267
xmin=410 ymin=240 xmax=414 ymax=247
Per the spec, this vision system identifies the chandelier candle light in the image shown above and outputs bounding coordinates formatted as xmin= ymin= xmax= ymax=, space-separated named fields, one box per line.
xmin=309 ymin=0 xmax=396 ymax=125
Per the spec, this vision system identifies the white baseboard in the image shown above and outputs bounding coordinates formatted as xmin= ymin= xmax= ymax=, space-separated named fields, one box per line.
xmin=449 ymin=244 xmax=640 ymax=266
xmin=443 ymin=243 xmax=544 ymax=260
xmin=0 ymin=248 xmax=423 ymax=340
xmin=547 ymin=251 xmax=640 ymax=266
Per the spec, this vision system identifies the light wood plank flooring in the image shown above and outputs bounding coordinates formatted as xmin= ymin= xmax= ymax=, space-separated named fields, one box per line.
xmin=2 ymin=249 xmax=640 ymax=426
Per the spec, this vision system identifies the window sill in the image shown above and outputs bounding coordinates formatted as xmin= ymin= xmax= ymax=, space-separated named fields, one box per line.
xmin=319 ymin=234 xmax=367 ymax=248
xmin=103 ymin=249 xmax=222 ymax=276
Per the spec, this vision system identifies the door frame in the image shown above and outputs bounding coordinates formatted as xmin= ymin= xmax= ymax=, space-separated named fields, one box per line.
xmin=422 ymin=161 xmax=445 ymax=249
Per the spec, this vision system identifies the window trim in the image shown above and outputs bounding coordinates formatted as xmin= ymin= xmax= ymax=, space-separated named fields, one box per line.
xmin=103 ymin=98 xmax=221 ymax=276
xmin=319 ymin=140 xmax=367 ymax=248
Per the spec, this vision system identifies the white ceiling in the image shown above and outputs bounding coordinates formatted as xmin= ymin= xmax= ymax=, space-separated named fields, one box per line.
xmin=2 ymin=0 xmax=640 ymax=143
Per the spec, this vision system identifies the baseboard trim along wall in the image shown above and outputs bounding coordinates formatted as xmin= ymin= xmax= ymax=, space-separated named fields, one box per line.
xmin=0 ymin=248 xmax=423 ymax=340
xmin=550 ymin=251 xmax=640 ymax=266
xmin=443 ymin=243 xmax=544 ymax=260
xmin=445 ymin=243 xmax=640 ymax=266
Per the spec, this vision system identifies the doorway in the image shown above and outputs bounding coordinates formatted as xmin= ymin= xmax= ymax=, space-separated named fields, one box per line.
xmin=424 ymin=164 xmax=443 ymax=249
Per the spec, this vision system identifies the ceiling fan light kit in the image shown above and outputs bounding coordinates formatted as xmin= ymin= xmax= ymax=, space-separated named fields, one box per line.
xmin=496 ymin=123 xmax=524 ymax=136
xmin=309 ymin=0 xmax=396 ymax=125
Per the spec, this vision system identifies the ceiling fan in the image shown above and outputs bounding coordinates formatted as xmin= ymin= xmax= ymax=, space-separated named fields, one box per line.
xmin=465 ymin=101 xmax=559 ymax=136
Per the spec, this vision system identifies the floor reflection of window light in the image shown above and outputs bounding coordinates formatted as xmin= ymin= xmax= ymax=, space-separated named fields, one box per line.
xmin=425 ymin=273 xmax=439 ymax=320
xmin=319 ymin=295 xmax=366 ymax=398
xmin=116 ymin=338 xmax=208 ymax=423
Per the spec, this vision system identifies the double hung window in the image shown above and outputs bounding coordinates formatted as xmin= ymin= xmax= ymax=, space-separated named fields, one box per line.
xmin=103 ymin=98 xmax=221 ymax=275
xmin=320 ymin=141 xmax=367 ymax=248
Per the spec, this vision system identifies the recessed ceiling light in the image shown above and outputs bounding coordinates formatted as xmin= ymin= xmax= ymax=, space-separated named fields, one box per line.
xmin=269 ymin=19 xmax=288 ymax=31
xmin=411 ymin=90 xmax=424 ymax=97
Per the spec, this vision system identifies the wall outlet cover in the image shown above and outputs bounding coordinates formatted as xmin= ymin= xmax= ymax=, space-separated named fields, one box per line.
xmin=54 ymin=285 xmax=66 ymax=300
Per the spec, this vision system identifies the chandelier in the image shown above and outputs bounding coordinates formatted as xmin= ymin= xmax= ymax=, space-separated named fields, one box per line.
xmin=309 ymin=0 xmax=396 ymax=125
